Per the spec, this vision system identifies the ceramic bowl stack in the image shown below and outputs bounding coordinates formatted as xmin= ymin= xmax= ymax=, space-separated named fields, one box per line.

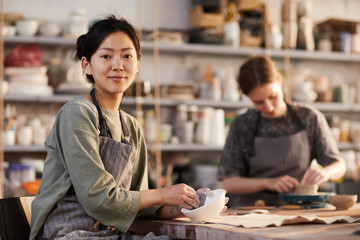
xmin=4 ymin=66 xmax=53 ymax=96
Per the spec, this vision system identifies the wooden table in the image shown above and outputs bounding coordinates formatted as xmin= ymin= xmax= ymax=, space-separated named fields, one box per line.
xmin=129 ymin=203 xmax=360 ymax=239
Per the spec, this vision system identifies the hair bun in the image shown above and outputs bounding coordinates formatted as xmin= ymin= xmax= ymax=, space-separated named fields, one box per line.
xmin=75 ymin=34 xmax=87 ymax=60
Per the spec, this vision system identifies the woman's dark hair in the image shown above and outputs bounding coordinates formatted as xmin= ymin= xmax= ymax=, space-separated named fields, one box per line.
xmin=238 ymin=55 xmax=281 ymax=95
xmin=75 ymin=15 xmax=141 ymax=83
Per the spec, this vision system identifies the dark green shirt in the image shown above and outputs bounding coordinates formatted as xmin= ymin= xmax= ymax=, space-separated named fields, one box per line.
xmin=218 ymin=102 xmax=342 ymax=180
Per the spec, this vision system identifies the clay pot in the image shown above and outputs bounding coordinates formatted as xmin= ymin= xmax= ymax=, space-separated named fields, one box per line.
xmin=295 ymin=184 xmax=318 ymax=195
xmin=329 ymin=194 xmax=357 ymax=210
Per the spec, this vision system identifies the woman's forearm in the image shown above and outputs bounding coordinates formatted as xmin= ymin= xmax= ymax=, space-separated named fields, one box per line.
xmin=139 ymin=183 xmax=200 ymax=211
xmin=139 ymin=189 xmax=162 ymax=210
xmin=324 ymin=160 xmax=346 ymax=182
xmin=222 ymin=176 xmax=268 ymax=194
xmin=155 ymin=205 xmax=184 ymax=219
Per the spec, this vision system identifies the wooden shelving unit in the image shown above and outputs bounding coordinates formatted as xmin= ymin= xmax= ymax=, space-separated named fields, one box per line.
xmin=3 ymin=34 xmax=360 ymax=192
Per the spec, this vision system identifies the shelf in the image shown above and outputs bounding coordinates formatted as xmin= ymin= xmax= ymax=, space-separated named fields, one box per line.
xmin=150 ymin=143 xmax=224 ymax=152
xmin=142 ymin=41 xmax=360 ymax=62
xmin=5 ymin=94 xmax=360 ymax=112
xmin=5 ymin=36 xmax=360 ymax=62
xmin=123 ymin=97 xmax=250 ymax=110
xmin=338 ymin=142 xmax=360 ymax=151
xmin=310 ymin=102 xmax=358 ymax=113
xmin=3 ymin=143 xmax=223 ymax=153
xmin=4 ymin=94 xmax=248 ymax=110
xmin=4 ymin=94 xmax=77 ymax=103
xmin=4 ymin=145 xmax=46 ymax=153
xmin=4 ymin=35 xmax=76 ymax=47
xmin=4 ymin=142 xmax=356 ymax=153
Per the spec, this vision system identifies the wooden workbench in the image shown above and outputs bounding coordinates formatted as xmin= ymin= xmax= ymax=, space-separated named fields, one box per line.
xmin=129 ymin=203 xmax=360 ymax=239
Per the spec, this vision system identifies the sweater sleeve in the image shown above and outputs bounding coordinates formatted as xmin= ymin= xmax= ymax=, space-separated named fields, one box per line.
xmin=307 ymin=107 xmax=343 ymax=166
xmin=122 ymin=112 xmax=161 ymax=217
xmin=55 ymin=102 xmax=141 ymax=233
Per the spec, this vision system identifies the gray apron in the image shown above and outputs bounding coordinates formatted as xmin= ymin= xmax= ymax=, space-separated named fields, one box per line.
xmin=234 ymin=104 xmax=311 ymax=207
xmin=40 ymin=89 xmax=134 ymax=239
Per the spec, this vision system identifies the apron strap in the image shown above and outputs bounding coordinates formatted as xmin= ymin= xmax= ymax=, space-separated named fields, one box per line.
xmin=251 ymin=101 xmax=304 ymax=158
xmin=90 ymin=88 xmax=113 ymax=138
xmin=90 ymin=88 xmax=130 ymax=142
xmin=119 ymin=111 xmax=130 ymax=142
xmin=286 ymin=103 xmax=305 ymax=129
xmin=255 ymin=102 xmax=305 ymax=136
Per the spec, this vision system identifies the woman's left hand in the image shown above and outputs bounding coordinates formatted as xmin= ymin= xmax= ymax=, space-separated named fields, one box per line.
xmin=301 ymin=168 xmax=330 ymax=185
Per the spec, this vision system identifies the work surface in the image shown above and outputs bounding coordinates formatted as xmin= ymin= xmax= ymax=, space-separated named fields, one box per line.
xmin=129 ymin=203 xmax=360 ymax=240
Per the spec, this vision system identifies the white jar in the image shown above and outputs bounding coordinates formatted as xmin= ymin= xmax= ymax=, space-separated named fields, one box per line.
xmin=3 ymin=130 xmax=16 ymax=146
xmin=8 ymin=163 xmax=23 ymax=186
xmin=223 ymin=21 xmax=240 ymax=48
xmin=69 ymin=8 xmax=89 ymax=37
xmin=178 ymin=121 xmax=194 ymax=144
xmin=33 ymin=126 xmax=47 ymax=146
xmin=17 ymin=126 xmax=33 ymax=146
xmin=210 ymin=109 xmax=225 ymax=146
xmin=271 ymin=25 xmax=283 ymax=49
xmin=22 ymin=165 xmax=36 ymax=183
xmin=160 ymin=124 xmax=172 ymax=143
xmin=144 ymin=110 xmax=157 ymax=143
xmin=195 ymin=107 xmax=214 ymax=145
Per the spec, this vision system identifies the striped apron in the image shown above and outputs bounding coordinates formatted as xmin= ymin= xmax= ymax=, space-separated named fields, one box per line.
xmin=39 ymin=89 xmax=134 ymax=239
xmin=234 ymin=105 xmax=311 ymax=207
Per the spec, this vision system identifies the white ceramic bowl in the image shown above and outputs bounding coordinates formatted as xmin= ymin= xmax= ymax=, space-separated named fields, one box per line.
xmin=181 ymin=189 xmax=225 ymax=222
xmin=39 ymin=22 xmax=62 ymax=37
xmin=16 ymin=19 xmax=39 ymax=36
xmin=329 ymin=194 xmax=357 ymax=210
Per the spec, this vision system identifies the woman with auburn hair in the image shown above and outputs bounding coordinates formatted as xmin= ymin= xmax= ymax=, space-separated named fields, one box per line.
xmin=217 ymin=55 xmax=345 ymax=207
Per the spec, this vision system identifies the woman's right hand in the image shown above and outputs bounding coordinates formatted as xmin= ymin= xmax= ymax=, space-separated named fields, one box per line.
xmin=265 ymin=175 xmax=299 ymax=193
xmin=159 ymin=183 xmax=200 ymax=209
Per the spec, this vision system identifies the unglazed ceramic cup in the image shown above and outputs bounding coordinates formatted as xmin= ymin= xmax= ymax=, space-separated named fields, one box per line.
xmin=295 ymin=184 xmax=318 ymax=195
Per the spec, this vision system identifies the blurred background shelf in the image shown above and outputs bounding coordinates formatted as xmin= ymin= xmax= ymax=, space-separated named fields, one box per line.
xmin=5 ymin=94 xmax=360 ymax=113
xmin=4 ymin=142 xmax=357 ymax=153
xmin=5 ymin=36 xmax=360 ymax=62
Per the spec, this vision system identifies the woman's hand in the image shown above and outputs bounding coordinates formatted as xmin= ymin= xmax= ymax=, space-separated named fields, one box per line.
xmin=155 ymin=187 xmax=230 ymax=219
xmin=159 ymin=183 xmax=200 ymax=209
xmin=301 ymin=168 xmax=330 ymax=186
xmin=265 ymin=175 xmax=299 ymax=193
xmin=221 ymin=190 xmax=229 ymax=214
